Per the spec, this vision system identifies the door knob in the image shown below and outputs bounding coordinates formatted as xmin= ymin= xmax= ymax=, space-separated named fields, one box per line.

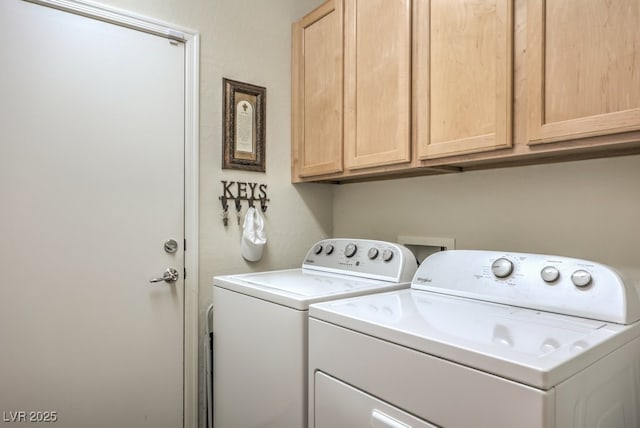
xmin=149 ymin=267 xmax=180 ymax=284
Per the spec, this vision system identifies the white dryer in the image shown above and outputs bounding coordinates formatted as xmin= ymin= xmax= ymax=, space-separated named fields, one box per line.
xmin=308 ymin=250 xmax=640 ymax=428
xmin=212 ymin=238 xmax=417 ymax=428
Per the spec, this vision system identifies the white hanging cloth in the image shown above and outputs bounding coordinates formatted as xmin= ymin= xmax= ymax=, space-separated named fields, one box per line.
xmin=241 ymin=206 xmax=267 ymax=262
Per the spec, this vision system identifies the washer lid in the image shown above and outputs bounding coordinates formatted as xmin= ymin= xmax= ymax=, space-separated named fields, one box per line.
xmin=213 ymin=269 xmax=409 ymax=310
xmin=310 ymin=289 xmax=640 ymax=389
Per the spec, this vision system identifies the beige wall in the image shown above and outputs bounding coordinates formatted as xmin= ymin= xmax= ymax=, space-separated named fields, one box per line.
xmin=334 ymin=155 xmax=640 ymax=271
xmin=94 ymin=0 xmax=329 ymax=425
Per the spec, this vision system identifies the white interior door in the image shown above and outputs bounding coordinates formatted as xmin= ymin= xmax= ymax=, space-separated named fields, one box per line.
xmin=0 ymin=1 xmax=185 ymax=426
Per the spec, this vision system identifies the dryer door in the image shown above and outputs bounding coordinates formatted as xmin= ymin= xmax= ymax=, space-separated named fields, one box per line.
xmin=315 ymin=372 xmax=438 ymax=428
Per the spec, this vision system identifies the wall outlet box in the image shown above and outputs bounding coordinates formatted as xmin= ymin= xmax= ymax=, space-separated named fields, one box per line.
xmin=397 ymin=235 xmax=456 ymax=263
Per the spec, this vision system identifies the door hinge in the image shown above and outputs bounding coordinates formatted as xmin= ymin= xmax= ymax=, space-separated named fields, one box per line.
xmin=184 ymin=267 xmax=187 ymax=279
xmin=184 ymin=239 xmax=187 ymax=252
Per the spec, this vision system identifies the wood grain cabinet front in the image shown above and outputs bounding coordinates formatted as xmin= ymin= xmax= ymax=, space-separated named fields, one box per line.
xmin=291 ymin=0 xmax=640 ymax=183
xmin=344 ymin=0 xmax=412 ymax=170
xmin=291 ymin=0 xmax=344 ymax=180
xmin=414 ymin=0 xmax=514 ymax=160
xmin=526 ymin=0 xmax=640 ymax=145
xmin=292 ymin=0 xmax=414 ymax=182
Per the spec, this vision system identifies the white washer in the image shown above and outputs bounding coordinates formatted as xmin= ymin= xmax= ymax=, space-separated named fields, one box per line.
xmin=212 ymin=238 xmax=417 ymax=428
xmin=308 ymin=250 xmax=640 ymax=428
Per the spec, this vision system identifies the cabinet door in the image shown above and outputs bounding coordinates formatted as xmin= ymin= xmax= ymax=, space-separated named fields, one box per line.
xmin=415 ymin=0 xmax=513 ymax=159
xmin=527 ymin=0 xmax=640 ymax=145
xmin=292 ymin=0 xmax=343 ymax=179
xmin=344 ymin=0 xmax=412 ymax=170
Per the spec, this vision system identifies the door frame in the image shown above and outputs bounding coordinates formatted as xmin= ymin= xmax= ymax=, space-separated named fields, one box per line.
xmin=25 ymin=0 xmax=200 ymax=426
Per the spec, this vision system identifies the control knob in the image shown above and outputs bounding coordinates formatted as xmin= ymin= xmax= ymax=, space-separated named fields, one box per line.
xmin=325 ymin=244 xmax=334 ymax=255
xmin=344 ymin=243 xmax=358 ymax=258
xmin=313 ymin=244 xmax=323 ymax=255
xmin=382 ymin=249 xmax=394 ymax=262
xmin=367 ymin=248 xmax=379 ymax=259
xmin=491 ymin=258 xmax=513 ymax=278
xmin=541 ymin=266 xmax=560 ymax=283
xmin=571 ymin=270 xmax=592 ymax=288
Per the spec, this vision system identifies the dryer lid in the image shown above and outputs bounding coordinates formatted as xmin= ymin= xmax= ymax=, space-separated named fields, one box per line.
xmin=310 ymin=289 xmax=640 ymax=390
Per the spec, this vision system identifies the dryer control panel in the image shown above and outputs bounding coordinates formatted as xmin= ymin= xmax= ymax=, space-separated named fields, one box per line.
xmin=303 ymin=239 xmax=417 ymax=283
xmin=412 ymin=250 xmax=640 ymax=324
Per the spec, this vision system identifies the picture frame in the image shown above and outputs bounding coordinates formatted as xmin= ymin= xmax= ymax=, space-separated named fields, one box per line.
xmin=222 ymin=78 xmax=266 ymax=172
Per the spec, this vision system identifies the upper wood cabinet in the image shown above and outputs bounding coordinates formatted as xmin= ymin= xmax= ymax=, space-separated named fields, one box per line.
xmin=291 ymin=0 xmax=344 ymax=179
xmin=292 ymin=0 xmax=412 ymax=181
xmin=527 ymin=0 xmax=640 ymax=145
xmin=344 ymin=0 xmax=412 ymax=170
xmin=415 ymin=0 xmax=513 ymax=160
xmin=292 ymin=0 xmax=640 ymax=183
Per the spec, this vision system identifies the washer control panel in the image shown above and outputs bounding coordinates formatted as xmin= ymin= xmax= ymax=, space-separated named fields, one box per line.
xmin=412 ymin=250 xmax=640 ymax=324
xmin=303 ymin=239 xmax=417 ymax=283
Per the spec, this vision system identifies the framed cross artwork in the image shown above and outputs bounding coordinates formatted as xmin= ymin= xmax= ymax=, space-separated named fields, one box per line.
xmin=222 ymin=78 xmax=266 ymax=172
